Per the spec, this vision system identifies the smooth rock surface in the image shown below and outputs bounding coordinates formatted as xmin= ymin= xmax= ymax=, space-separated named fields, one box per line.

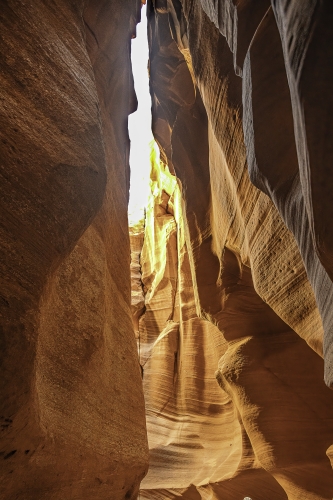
xmin=0 ymin=1 xmax=148 ymax=499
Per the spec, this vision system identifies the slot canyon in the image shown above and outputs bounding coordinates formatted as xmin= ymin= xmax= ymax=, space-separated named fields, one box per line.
xmin=1 ymin=0 xmax=333 ymax=499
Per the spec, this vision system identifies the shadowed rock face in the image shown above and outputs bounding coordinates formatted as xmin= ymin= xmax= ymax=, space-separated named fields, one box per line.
xmin=136 ymin=0 xmax=333 ymax=498
xmin=0 ymin=1 xmax=148 ymax=498
xmin=189 ymin=0 xmax=333 ymax=387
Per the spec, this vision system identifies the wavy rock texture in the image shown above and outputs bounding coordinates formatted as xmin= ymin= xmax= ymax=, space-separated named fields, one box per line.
xmin=2 ymin=0 xmax=333 ymax=499
xmin=137 ymin=1 xmax=333 ymax=498
xmin=0 ymin=1 xmax=148 ymax=499
xmin=194 ymin=0 xmax=333 ymax=387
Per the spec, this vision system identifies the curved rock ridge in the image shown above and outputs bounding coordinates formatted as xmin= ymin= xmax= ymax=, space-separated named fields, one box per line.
xmin=138 ymin=0 xmax=333 ymax=498
xmin=194 ymin=0 xmax=333 ymax=387
xmin=0 ymin=1 xmax=148 ymax=499
xmin=134 ymin=153 xmax=264 ymax=498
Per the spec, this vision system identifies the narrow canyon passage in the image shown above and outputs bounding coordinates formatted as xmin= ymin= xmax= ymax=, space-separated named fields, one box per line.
xmin=1 ymin=1 xmax=333 ymax=500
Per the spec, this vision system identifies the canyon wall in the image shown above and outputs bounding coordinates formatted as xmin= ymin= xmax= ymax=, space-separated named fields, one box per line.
xmin=136 ymin=0 xmax=333 ymax=498
xmin=1 ymin=0 xmax=333 ymax=499
xmin=0 ymin=1 xmax=148 ymax=499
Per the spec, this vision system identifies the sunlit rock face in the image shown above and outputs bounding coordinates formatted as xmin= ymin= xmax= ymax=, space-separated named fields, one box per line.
xmin=0 ymin=1 xmax=148 ymax=499
xmin=130 ymin=222 xmax=146 ymax=334
xmin=139 ymin=0 xmax=333 ymax=498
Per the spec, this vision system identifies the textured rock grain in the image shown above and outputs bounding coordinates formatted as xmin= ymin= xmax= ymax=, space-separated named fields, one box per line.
xmin=194 ymin=0 xmax=333 ymax=386
xmin=138 ymin=1 xmax=333 ymax=498
xmin=0 ymin=1 xmax=148 ymax=499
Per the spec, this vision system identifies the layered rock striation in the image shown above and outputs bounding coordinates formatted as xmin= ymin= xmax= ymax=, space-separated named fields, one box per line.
xmin=183 ymin=0 xmax=333 ymax=387
xmin=1 ymin=0 xmax=333 ymax=499
xmin=0 ymin=1 xmax=148 ymax=499
xmin=133 ymin=1 xmax=333 ymax=498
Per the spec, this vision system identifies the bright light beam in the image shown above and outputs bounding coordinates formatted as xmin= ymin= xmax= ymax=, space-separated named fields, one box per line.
xmin=128 ymin=4 xmax=152 ymax=227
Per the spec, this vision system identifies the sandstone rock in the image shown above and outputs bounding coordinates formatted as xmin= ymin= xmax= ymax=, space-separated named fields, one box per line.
xmin=130 ymin=225 xmax=146 ymax=334
xmin=187 ymin=0 xmax=333 ymax=387
xmin=2 ymin=0 xmax=333 ymax=498
xmin=0 ymin=1 xmax=148 ymax=498
xmin=139 ymin=1 xmax=333 ymax=497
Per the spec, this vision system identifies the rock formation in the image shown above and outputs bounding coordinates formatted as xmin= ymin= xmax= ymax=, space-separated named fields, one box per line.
xmin=0 ymin=1 xmax=148 ymax=499
xmin=1 ymin=0 xmax=333 ymax=499
xmin=131 ymin=0 xmax=333 ymax=498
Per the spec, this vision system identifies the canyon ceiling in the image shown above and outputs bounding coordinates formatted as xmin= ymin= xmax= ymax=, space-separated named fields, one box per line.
xmin=1 ymin=0 xmax=333 ymax=499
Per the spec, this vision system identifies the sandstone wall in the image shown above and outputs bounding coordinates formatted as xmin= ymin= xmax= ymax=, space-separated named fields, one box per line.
xmin=2 ymin=0 xmax=333 ymax=498
xmin=0 ymin=1 xmax=148 ymax=498
xmin=139 ymin=0 xmax=333 ymax=498
xmin=190 ymin=0 xmax=333 ymax=387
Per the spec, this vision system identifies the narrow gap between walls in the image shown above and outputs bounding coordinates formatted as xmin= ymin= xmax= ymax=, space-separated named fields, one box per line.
xmin=128 ymin=3 xmax=152 ymax=230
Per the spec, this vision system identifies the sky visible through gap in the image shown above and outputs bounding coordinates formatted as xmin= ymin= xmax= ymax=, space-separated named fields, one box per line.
xmin=128 ymin=4 xmax=152 ymax=226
